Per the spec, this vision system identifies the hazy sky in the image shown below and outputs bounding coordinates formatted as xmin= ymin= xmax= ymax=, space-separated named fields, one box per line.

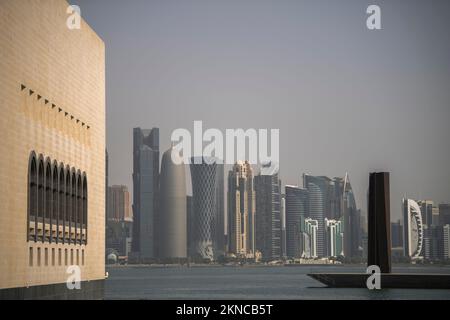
xmin=74 ymin=0 xmax=450 ymax=220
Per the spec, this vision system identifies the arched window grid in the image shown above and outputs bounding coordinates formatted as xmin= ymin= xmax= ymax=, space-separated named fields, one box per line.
xmin=27 ymin=152 xmax=88 ymax=247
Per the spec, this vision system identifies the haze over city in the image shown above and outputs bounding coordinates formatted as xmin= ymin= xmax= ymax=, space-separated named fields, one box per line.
xmin=73 ymin=0 xmax=450 ymax=220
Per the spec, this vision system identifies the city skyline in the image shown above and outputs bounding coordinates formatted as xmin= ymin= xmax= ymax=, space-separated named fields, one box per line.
xmin=74 ymin=0 xmax=450 ymax=222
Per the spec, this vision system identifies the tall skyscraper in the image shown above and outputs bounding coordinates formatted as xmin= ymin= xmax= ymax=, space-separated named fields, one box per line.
xmin=285 ymin=186 xmax=309 ymax=258
xmin=0 ymin=0 xmax=105 ymax=298
xmin=303 ymin=174 xmax=331 ymax=257
xmin=159 ymin=147 xmax=187 ymax=259
xmin=341 ymin=174 xmax=360 ymax=258
xmin=254 ymin=163 xmax=282 ymax=261
xmin=107 ymin=185 xmax=132 ymax=221
xmin=228 ymin=161 xmax=255 ymax=257
xmin=215 ymin=162 xmax=225 ymax=256
xmin=132 ymin=128 xmax=159 ymax=261
xmin=402 ymin=198 xmax=424 ymax=260
xmin=190 ymin=157 xmax=224 ymax=260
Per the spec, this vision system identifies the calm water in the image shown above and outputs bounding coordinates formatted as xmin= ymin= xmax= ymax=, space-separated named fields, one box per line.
xmin=105 ymin=265 xmax=450 ymax=300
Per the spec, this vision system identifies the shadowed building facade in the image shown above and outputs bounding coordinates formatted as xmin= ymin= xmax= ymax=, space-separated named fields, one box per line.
xmin=0 ymin=0 xmax=105 ymax=298
xmin=132 ymin=128 xmax=159 ymax=261
xmin=254 ymin=164 xmax=282 ymax=261
xmin=285 ymin=186 xmax=309 ymax=259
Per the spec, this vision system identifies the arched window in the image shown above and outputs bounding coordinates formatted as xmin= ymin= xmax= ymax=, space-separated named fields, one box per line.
xmin=82 ymin=174 xmax=88 ymax=245
xmin=45 ymin=161 xmax=52 ymax=242
xmin=26 ymin=152 xmax=87 ymax=246
xmin=71 ymin=170 xmax=76 ymax=244
xmin=59 ymin=164 xmax=65 ymax=243
xmin=28 ymin=154 xmax=37 ymax=241
xmin=37 ymin=158 xmax=44 ymax=221
xmin=37 ymin=157 xmax=45 ymax=241
xmin=65 ymin=167 xmax=71 ymax=243
xmin=52 ymin=163 xmax=58 ymax=243
xmin=77 ymin=173 xmax=82 ymax=244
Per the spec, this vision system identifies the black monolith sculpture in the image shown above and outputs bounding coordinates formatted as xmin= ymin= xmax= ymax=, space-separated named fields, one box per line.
xmin=368 ymin=172 xmax=391 ymax=273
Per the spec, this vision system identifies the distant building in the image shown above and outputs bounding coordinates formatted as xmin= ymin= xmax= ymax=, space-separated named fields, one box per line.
xmin=106 ymin=185 xmax=133 ymax=258
xmin=285 ymin=186 xmax=309 ymax=258
xmin=303 ymin=175 xmax=331 ymax=257
xmin=422 ymin=225 xmax=444 ymax=261
xmin=191 ymin=157 xmax=224 ymax=260
xmin=228 ymin=161 xmax=255 ymax=257
xmin=159 ymin=147 xmax=187 ymax=259
xmin=132 ymin=128 xmax=159 ymax=261
xmin=280 ymin=195 xmax=287 ymax=258
xmin=302 ymin=218 xmax=318 ymax=258
xmin=107 ymin=185 xmax=132 ymax=222
xmin=440 ymin=204 xmax=450 ymax=226
xmin=106 ymin=220 xmax=133 ymax=258
xmin=418 ymin=200 xmax=434 ymax=227
xmin=186 ymin=196 xmax=194 ymax=256
xmin=254 ymin=163 xmax=282 ymax=261
xmin=325 ymin=218 xmax=344 ymax=258
xmin=391 ymin=219 xmax=403 ymax=249
xmin=444 ymin=225 xmax=450 ymax=260
xmin=403 ymin=198 xmax=424 ymax=260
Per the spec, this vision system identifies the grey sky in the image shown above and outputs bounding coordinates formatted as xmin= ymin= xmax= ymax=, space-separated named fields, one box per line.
xmin=73 ymin=0 xmax=450 ymax=220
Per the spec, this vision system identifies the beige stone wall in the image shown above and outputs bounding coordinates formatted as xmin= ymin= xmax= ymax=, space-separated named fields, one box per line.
xmin=0 ymin=0 xmax=105 ymax=289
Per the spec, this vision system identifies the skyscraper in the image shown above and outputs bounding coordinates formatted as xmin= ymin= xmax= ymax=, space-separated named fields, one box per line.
xmin=190 ymin=157 xmax=224 ymax=260
xmin=285 ymin=186 xmax=309 ymax=259
xmin=215 ymin=162 xmax=225 ymax=256
xmin=280 ymin=195 xmax=287 ymax=259
xmin=0 ymin=0 xmax=105 ymax=298
xmin=303 ymin=174 xmax=331 ymax=257
xmin=228 ymin=161 xmax=255 ymax=257
xmin=159 ymin=147 xmax=187 ymax=259
xmin=107 ymin=185 xmax=132 ymax=222
xmin=341 ymin=174 xmax=359 ymax=258
xmin=186 ymin=195 xmax=194 ymax=256
xmin=325 ymin=218 xmax=344 ymax=258
xmin=418 ymin=200 xmax=434 ymax=227
xmin=254 ymin=163 xmax=282 ymax=261
xmin=403 ymin=198 xmax=424 ymax=260
xmin=132 ymin=128 xmax=159 ymax=261
xmin=302 ymin=218 xmax=318 ymax=258
xmin=439 ymin=204 xmax=450 ymax=226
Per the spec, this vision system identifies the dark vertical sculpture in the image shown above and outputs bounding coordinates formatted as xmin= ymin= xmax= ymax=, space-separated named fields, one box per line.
xmin=368 ymin=172 xmax=391 ymax=273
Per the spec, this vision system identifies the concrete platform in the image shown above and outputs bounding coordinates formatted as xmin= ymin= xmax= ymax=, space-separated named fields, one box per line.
xmin=308 ymin=273 xmax=450 ymax=289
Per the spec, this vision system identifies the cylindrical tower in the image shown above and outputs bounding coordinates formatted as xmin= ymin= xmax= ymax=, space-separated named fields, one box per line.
xmin=159 ymin=147 xmax=187 ymax=259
